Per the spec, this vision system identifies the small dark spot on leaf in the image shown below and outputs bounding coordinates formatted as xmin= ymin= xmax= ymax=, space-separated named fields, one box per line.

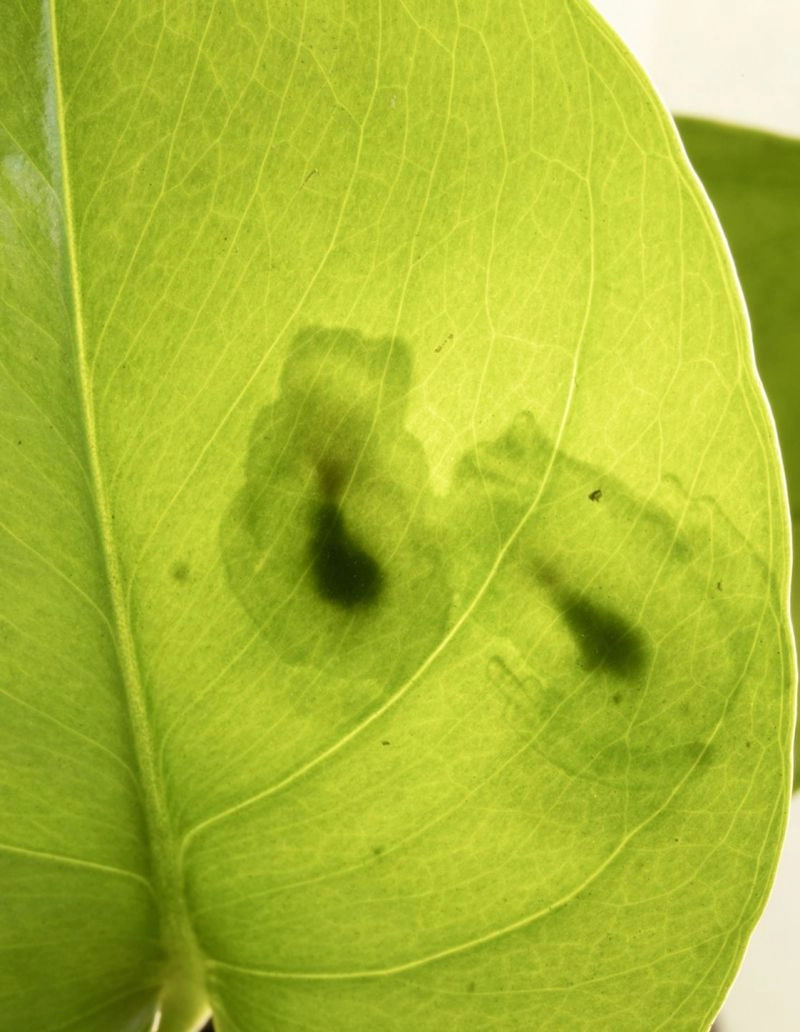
xmin=171 ymin=561 xmax=190 ymax=583
xmin=745 ymin=740 xmax=751 ymax=749
xmin=467 ymin=981 xmax=476 ymax=993
xmin=381 ymin=740 xmax=391 ymax=746
xmin=588 ymin=488 xmax=602 ymax=502
xmin=611 ymin=692 xmax=622 ymax=705
xmin=716 ymin=581 xmax=722 ymax=591
xmin=372 ymin=845 xmax=384 ymax=857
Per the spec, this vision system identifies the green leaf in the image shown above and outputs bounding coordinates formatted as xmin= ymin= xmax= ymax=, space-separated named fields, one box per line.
xmin=676 ymin=115 xmax=800 ymax=788
xmin=1 ymin=4 xmax=793 ymax=1031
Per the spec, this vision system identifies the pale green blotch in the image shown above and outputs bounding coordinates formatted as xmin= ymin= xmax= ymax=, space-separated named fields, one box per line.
xmin=446 ymin=412 xmax=765 ymax=789
xmin=221 ymin=326 xmax=451 ymax=688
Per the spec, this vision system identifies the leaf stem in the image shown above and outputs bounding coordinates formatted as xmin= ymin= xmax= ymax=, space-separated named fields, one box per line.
xmin=47 ymin=0 xmax=206 ymax=1019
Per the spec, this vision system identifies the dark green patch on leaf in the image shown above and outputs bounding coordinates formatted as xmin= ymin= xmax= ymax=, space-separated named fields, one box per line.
xmin=310 ymin=501 xmax=383 ymax=608
xmin=559 ymin=590 xmax=648 ymax=679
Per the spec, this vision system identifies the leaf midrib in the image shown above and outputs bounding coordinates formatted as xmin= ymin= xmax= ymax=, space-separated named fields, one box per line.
xmin=47 ymin=0 xmax=206 ymax=1019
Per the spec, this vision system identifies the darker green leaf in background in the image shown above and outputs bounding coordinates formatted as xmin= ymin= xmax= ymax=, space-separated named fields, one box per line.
xmin=677 ymin=116 xmax=800 ymax=786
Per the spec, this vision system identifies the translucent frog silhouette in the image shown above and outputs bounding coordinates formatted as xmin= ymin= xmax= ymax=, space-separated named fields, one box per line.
xmin=444 ymin=411 xmax=769 ymax=789
xmin=220 ymin=326 xmax=451 ymax=690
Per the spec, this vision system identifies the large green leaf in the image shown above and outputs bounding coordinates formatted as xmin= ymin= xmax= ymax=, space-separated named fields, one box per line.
xmin=1 ymin=3 xmax=793 ymax=1031
xmin=676 ymin=116 xmax=800 ymax=787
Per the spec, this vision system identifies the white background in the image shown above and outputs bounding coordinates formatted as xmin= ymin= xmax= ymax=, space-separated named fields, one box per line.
xmin=589 ymin=2 xmax=799 ymax=1029
xmin=592 ymin=0 xmax=800 ymax=136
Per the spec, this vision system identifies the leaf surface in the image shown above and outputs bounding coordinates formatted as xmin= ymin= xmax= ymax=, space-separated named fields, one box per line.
xmin=677 ymin=115 xmax=800 ymax=786
xmin=1 ymin=4 xmax=794 ymax=1031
